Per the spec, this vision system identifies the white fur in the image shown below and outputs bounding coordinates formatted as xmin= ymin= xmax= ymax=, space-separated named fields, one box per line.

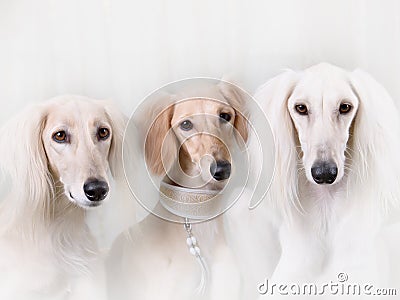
xmin=107 ymin=214 xmax=241 ymax=300
xmin=251 ymin=63 xmax=400 ymax=298
xmin=0 ymin=95 xmax=127 ymax=300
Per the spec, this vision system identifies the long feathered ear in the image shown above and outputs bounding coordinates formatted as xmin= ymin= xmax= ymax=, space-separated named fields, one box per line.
xmin=0 ymin=104 xmax=53 ymax=232
xmin=103 ymin=102 xmax=128 ymax=180
xmin=254 ymin=70 xmax=300 ymax=220
xmin=144 ymin=104 xmax=178 ymax=176
xmin=349 ymin=69 xmax=400 ymax=211
xmin=219 ymin=82 xmax=249 ymax=144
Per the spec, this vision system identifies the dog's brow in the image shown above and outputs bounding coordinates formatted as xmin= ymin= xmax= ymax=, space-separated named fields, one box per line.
xmin=93 ymin=118 xmax=110 ymax=127
xmin=177 ymin=113 xmax=195 ymax=119
xmin=47 ymin=119 xmax=73 ymax=131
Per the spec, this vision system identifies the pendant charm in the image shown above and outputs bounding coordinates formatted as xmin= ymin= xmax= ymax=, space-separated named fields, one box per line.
xmin=184 ymin=218 xmax=201 ymax=257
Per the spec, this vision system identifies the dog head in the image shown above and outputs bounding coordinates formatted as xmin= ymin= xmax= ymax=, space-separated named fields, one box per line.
xmin=257 ymin=62 xmax=400 ymax=214
xmin=145 ymin=83 xmax=248 ymax=190
xmin=41 ymin=97 xmax=125 ymax=207
xmin=1 ymin=95 xmax=125 ymax=210
xmin=287 ymin=64 xmax=359 ymax=185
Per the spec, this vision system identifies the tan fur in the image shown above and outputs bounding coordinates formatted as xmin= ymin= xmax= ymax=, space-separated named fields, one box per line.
xmin=144 ymin=86 xmax=249 ymax=189
xmin=108 ymin=82 xmax=249 ymax=299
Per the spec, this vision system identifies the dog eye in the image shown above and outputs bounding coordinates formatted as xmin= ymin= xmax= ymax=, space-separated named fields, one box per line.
xmin=295 ymin=104 xmax=308 ymax=115
xmin=339 ymin=103 xmax=352 ymax=114
xmin=219 ymin=112 xmax=232 ymax=122
xmin=52 ymin=131 xmax=68 ymax=143
xmin=98 ymin=128 xmax=110 ymax=140
xmin=180 ymin=120 xmax=193 ymax=131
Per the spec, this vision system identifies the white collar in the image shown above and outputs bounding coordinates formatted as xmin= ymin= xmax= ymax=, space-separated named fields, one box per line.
xmin=159 ymin=181 xmax=222 ymax=220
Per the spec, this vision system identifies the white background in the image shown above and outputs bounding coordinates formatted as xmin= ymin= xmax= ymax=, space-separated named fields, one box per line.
xmin=1 ymin=0 xmax=400 ymax=124
xmin=0 ymin=0 xmax=399 ymax=252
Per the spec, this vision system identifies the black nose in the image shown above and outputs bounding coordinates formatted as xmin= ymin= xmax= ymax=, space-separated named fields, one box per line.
xmin=311 ymin=161 xmax=338 ymax=184
xmin=83 ymin=178 xmax=109 ymax=202
xmin=210 ymin=160 xmax=231 ymax=181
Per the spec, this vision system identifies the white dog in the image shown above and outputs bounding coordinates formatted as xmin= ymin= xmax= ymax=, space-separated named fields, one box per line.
xmin=251 ymin=63 xmax=400 ymax=298
xmin=0 ymin=96 xmax=126 ymax=300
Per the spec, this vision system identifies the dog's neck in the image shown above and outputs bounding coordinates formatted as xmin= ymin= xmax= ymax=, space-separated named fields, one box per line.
xmin=159 ymin=178 xmax=222 ymax=219
xmin=156 ymin=177 xmax=226 ymax=251
xmin=48 ymin=184 xmax=97 ymax=271
xmin=296 ymin=171 xmax=349 ymax=235
xmin=150 ymin=201 xmax=224 ymax=259
xmin=2 ymin=183 xmax=96 ymax=275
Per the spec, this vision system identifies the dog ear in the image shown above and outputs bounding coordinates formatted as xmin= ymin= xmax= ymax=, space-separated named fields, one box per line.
xmin=144 ymin=104 xmax=178 ymax=176
xmin=349 ymin=69 xmax=400 ymax=211
xmin=103 ymin=102 xmax=128 ymax=180
xmin=218 ymin=81 xmax=249 ymax=145
xmin=254 ymin=70 xmax=300 ymax=220
xmin=0 ymin=104 xmax=53 ymax=231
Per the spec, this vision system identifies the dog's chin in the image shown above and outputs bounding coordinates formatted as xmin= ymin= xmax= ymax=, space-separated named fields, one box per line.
xmin=66 ymin=192 xmax=104 ymax=209
xmin=205 ymin=179 xmax=227 ymax=191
